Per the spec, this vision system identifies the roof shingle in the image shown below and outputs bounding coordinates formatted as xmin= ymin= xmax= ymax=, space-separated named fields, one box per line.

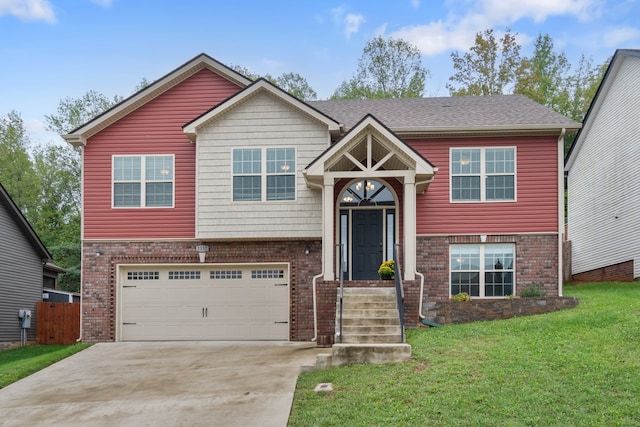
xmin=309 ymin=94 xmax=580 ymax=131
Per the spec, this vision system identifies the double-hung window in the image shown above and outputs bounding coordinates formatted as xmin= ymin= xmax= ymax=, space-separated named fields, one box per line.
xmin=451 ymin=147 xmax=515 ymax=202
xmin=232 ymin=148 xmax=295 ymax=201
xmin=450 ymin=244 xmax=515 ymax=298
xmin=113 ymin=155 xmax=174 ymax=208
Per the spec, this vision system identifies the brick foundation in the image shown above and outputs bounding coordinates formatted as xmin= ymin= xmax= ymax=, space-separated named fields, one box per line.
xmin=81 ymin=240 xmax=321 ymax=342
xmin=81 ymin=233 xmax=561 ymax=343
xmin=416 ymin=233 xmax=560 ymax=302
xmin=572 ymin=260 xmax=634 ymax=283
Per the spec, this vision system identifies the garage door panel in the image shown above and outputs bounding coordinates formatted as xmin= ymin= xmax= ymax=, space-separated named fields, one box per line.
xmin=121 ymin=265 xmax=289 ymax=341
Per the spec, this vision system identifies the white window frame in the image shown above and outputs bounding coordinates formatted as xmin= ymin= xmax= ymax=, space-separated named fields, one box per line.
xmin=449 ymin=243 xmax=516 ymax=298
xmin=112 ymin=154 xmax=175 ymax=208
xmin=232 ymin=147 xmax=296 ymax=202
xmin=450 ymin=147 xmax=517 ymax=202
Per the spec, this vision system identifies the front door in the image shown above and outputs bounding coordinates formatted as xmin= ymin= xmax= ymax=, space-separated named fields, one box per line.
xmin=352 ymin=210 xmax=383 ymax=280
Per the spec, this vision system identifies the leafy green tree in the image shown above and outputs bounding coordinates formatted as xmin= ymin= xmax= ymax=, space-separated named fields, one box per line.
xmin=229 ymin=65 xmax=317 ymax=101
xmin=332 ymin=36 xmax=429 ymax=99
xmin=46 ymin=90 xmax=122 ymax=135
xmin=274 ymin=72 xmax=318 ymax=101
xmin=515 ymin=34 xmax=571 ymax=111
xmin=40 ymin=90 xmax=120 ymax=291
xmin=557 ymin=54 xmax=609 ymax=122
xmin=0 ymin=111 xmax=39 ymax=216
xmin=31 ymin=144 xmax=81 ymax=291
xmin=448 ymin=28 xmax=521 ymax=96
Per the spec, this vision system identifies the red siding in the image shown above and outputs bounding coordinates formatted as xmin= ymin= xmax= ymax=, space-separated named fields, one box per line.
xmin=83 ymin=70 xmax=242 ymax=239
xmin=412 ymin=136 xmax=559 ymax=235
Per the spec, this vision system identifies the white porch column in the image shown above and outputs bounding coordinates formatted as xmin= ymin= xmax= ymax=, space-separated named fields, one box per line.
xmin=323 ymin=177 xmax=335 ymax=281
xmin=403 ymin=176 xmax=417 ymax=281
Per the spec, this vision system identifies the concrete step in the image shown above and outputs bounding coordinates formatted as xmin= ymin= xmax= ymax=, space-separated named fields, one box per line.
xmin=341 ymin=287 xmax=396 ymax=295
xmin=337 ymin=308 xmax=399 ymax=317
xmin=341 ymin=317 xmax=400 ymax=326
xmin=342 ymin=300 xmax=398 ymax=309
xmin=342 ymin=325 xmax=402 ymax=335
xmin=326 ymin=343 xmax=412 ymax=367
xmin=339 ymin=334 xmax=403 ymax=344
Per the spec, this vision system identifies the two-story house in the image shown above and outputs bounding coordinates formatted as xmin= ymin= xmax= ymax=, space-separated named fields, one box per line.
xmin=64 ymin=54 xmax=580 ymax=343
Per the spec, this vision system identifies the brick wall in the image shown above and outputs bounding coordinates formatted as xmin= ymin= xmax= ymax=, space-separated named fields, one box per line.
xmin=572 ymin=259 xmax=634 ymax=283
xmin=81 ymin=240 xmax=321 ymax=342
xmin=81 ymin=232 xmax=560 ymax=342
xmin=424 ymin=296 xmax=578 ymax=325
xmin=416 ymin=233 xmax=560 ymax=302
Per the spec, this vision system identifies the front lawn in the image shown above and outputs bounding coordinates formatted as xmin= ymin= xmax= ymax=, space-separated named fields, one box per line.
xmin=0 ymin=343 xmax=91 ymax=388
xmin=289 ymin=282 xmax=640 ymax=426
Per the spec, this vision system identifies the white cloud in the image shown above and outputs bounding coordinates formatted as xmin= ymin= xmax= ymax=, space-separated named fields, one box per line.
xmin=0 ymin=0 xmax=55 ymax=23
xmin=389 ymin=0 xmax=602 ymax=56
xmin=600 ymin=26 xmax=640 ymax=47
xmin=478 ymin=0 xmax=601 ymax=23
xmin=330 ymin=6 xmax=365 ymax=39
xmin=344 ymin=13 xmax=365 ymax=39
xmin=411 ymin=0 xmax=421 ymax=8
xmin=24 ymin=118 xmax=60 ymax=145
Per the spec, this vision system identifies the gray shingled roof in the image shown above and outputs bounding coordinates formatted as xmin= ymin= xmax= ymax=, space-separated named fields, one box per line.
xmin=309 ymin=94 xmax=580 ymax=131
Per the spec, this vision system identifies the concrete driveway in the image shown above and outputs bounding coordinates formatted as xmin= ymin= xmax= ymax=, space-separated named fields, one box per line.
xmin=0 ymin=341 xmax=323 ymax=427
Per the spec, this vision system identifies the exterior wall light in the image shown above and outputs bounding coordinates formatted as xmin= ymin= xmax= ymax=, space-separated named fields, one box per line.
xmin=305 ymin=244 xmax=310 ymax=255
xmin=196 ymin=245 xmax=210 ymax=263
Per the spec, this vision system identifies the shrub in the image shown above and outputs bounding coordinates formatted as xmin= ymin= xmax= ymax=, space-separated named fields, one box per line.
xmin=451 ymin=292 xmax=472 ymax=301
xmin=378 ymin=260 xmax=395 ymax=279
xmin=519 ymin=285 xmax=547 ymax=298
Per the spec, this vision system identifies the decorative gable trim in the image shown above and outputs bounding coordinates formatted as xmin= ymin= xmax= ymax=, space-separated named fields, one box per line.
xmin=182 ymin=78 xmax=342 ymax=142
xmin=303 ymin=114 xmax=437 ymax=193
xmin=63 ymin=53 xmax=252 ymax=147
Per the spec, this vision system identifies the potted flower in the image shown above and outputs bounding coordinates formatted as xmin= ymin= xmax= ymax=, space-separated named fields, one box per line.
xmin=378 ymin=260 xmax=395 ymax=280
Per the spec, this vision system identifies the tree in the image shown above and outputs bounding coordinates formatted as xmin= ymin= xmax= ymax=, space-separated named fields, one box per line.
xmin=515 ymin=34 xmax=571 ymax=111
xmin=46 ymin=90 xmax=122 ymax=135
xmin=274 ymin=72 xmax=317 ymax=101
xmin=331 ymin=36 xmax=429 ymax=99
xmin=229 ymin=65 xmax=317 ymax=101
xmin=40 ymin=90 xmax=121 ymax=291
xmin=557 ymin=54 xmax=609 ymax=123
xmin=448 ymin=28 xmax=521 ymax=96
xmin=0 ymin=111 xmax=39 ymax=216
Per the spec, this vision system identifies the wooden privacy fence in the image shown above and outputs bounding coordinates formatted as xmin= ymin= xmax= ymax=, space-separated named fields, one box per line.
xmin=36 ymin=302 xmax=80 ymax=345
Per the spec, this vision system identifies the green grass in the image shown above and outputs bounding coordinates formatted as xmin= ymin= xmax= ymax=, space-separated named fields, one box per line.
xmin=0 ymin=343 xmax=91 ymax=389
xmin=289 ymin=282 xmax=640 ymax=426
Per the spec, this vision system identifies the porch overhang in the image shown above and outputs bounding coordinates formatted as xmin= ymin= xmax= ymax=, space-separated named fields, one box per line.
xmin=302 ymin=114 xmax=437 ymax=282
xmin=302 ymin=114 xmax=437 ymax=192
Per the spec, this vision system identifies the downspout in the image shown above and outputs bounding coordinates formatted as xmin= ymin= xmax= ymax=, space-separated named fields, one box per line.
xmin=305 ymin=177 xmax=324 ymax=342
xmin=415 ymin=174 xmax=442 ymax=327
xmin=76 ymin=145 xmax=85 ymax=342
xmin=557 ymin=128 xmax=566 ymax=297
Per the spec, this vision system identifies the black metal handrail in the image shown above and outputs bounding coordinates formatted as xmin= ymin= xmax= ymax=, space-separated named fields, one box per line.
xmin=336 ymin=243 xmax=345 ymax=343
xmin=393 ymin=244 xmax=405 ymax=342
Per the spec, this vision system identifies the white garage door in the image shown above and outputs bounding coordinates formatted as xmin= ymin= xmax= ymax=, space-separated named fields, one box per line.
xmin=119 ymin=264 xmax=289 ymax=341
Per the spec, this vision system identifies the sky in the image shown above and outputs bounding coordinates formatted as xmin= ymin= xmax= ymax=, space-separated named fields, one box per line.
xmin=1 ymin=0 xmax=639 ymax=145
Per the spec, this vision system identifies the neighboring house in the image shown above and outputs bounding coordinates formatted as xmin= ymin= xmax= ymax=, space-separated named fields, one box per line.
xmin=0 ymin=183 xmax=53 ymax=343
xmin=565 ymin=49 xmax=640 ymax=282
xmin=63 ymin=54 xmax=580 ymax=343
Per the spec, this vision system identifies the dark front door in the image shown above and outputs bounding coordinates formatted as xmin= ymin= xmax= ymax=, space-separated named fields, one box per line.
xmin=352 ymin=210 xmax=383 ymax=280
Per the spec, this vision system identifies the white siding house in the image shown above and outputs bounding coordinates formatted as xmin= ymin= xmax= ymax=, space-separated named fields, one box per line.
xmin=565 ymin=49 xmax=640 ymax=280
